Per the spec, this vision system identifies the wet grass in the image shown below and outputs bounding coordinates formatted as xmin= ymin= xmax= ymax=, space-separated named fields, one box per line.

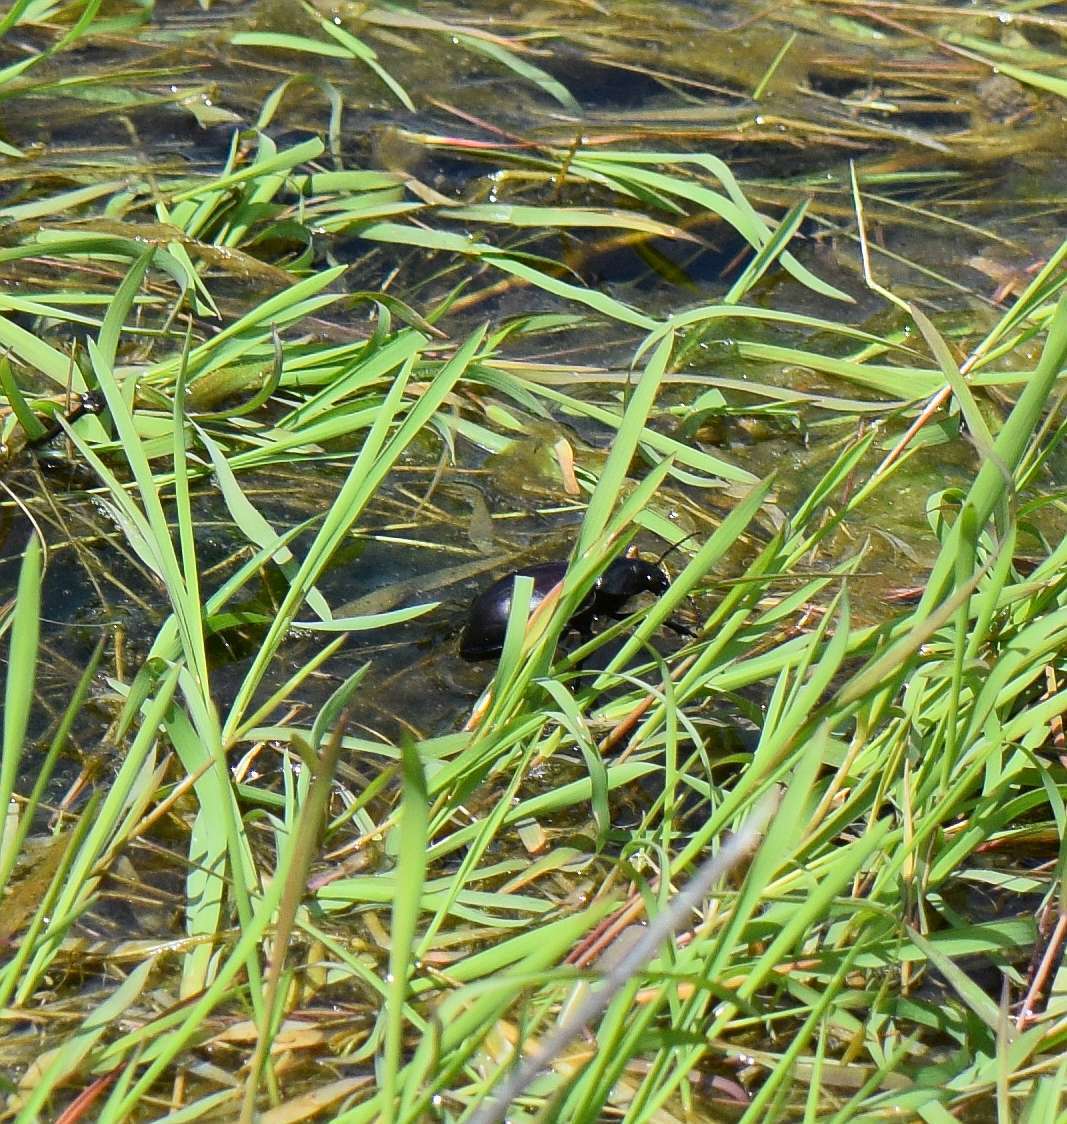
xmin=3 ymin=0 xmax=1067 ymax=1120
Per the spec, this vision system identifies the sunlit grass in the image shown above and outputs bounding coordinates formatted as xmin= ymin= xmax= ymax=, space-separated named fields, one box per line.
xmin=3 ymin=0 xmax=1067 ymax=1120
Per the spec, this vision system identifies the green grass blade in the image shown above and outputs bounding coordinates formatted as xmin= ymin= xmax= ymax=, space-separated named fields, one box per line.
xmin=381 ymin=740 xmax=430 ymax=1122
xmin=0 ymin=534 xmax=41 ymax=892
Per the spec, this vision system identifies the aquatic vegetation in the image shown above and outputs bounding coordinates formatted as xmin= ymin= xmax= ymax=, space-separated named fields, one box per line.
xmin=3 ymin=1 xmax=1067 ymax=1120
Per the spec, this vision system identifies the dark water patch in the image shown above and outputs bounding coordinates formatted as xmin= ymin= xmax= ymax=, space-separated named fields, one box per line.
xmin=541 ymin=52 xmax=674 ymax=111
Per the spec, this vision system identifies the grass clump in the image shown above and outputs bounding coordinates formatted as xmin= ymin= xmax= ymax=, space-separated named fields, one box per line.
xmin=3 ymin=1 xmax=1067 ymax=1121
xmin=4 ymin=233 xmax=1067 ymax=1118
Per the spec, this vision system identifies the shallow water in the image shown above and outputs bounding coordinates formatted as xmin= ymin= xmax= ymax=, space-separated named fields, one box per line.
xmin=4 ymin=0 xmax=1064 ymax=836
xmin=2 ymin=1 xmax=1066 ymax=1116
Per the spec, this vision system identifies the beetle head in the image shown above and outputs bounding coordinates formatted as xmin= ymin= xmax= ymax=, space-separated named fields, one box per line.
xmin=641 ymin=562 xmax=671 ymax=596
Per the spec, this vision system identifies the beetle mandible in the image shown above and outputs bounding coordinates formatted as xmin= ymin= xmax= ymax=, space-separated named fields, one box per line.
xmin=459 ymin=551 xmax=671 ymax=662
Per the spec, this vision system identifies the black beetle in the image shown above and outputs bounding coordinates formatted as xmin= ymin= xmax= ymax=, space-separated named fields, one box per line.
xmin=27 ymin=390 xmax=106 ymax=450
xmin=459 ymin=553 xmax=673 ymax=661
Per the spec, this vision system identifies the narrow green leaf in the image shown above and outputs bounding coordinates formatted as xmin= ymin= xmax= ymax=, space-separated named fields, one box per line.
xmin=381 ymin=741 xmax=429 ymax=1121
xmin=0 ymin=535 xmax=41 ymax=888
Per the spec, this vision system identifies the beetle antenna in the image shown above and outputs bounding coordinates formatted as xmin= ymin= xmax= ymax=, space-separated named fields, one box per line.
xmin=656 ymin=531 xmax=700 ymax=565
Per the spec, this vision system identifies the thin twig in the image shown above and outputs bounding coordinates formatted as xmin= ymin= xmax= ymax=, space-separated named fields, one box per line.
xmin=467 ymin=797 xmax=775 ymax=1124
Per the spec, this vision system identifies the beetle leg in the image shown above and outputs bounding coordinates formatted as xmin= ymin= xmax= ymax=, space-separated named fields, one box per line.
xmin=664 ymin=616 xmax=696 ymax=638
xmin=601 ymin=609 xmax=695 ymax=639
